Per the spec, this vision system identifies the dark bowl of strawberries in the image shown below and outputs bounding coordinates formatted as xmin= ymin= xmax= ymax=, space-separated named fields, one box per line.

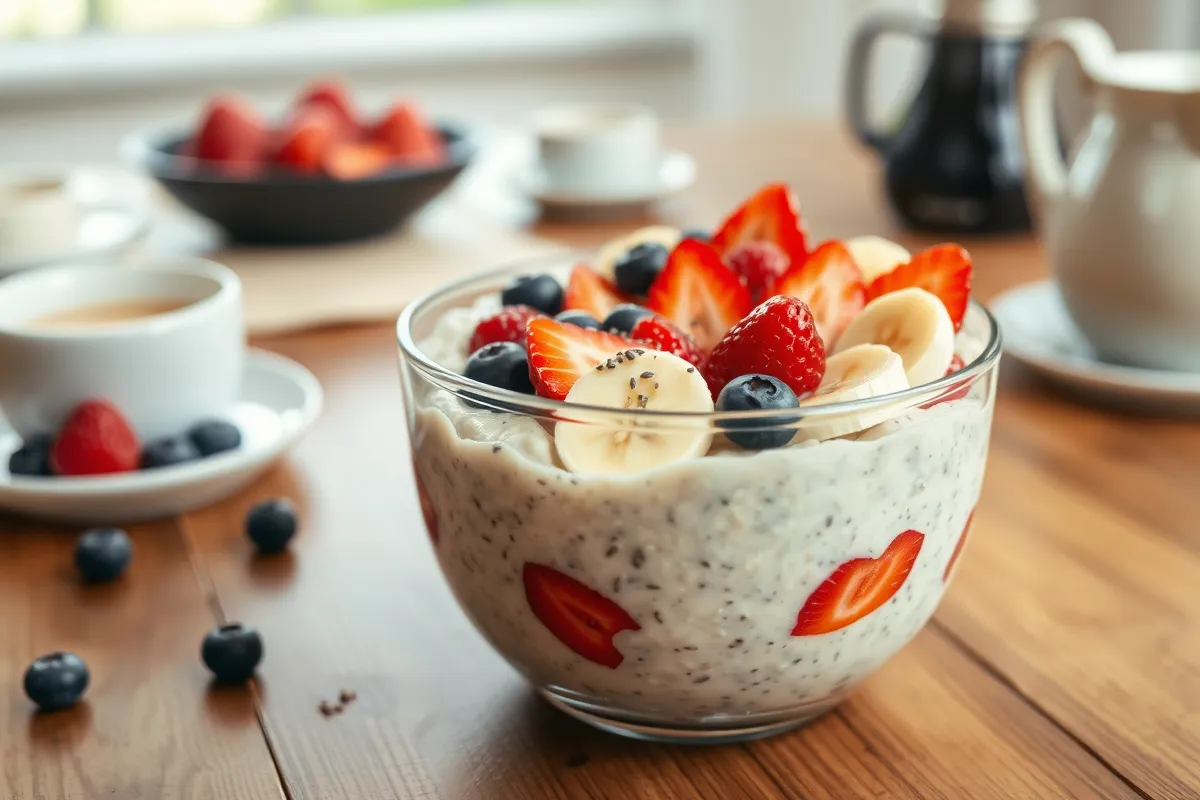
xmin=122 ymin=79 xmax=477 ymax=245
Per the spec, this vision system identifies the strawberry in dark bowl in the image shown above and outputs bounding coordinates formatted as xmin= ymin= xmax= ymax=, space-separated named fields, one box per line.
xmin=396 ymin=183 xmax=1002 ymax=744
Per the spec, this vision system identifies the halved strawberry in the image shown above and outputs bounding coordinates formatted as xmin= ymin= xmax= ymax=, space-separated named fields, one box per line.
xmin=866 ymin=244 xmax=972 ymax=332
xmin=630 ymin=315 xmax=705 ymax=370
xmin=524 ymin=562 xmax=640 ymax=668
xmin=944 ymin=509 xmax=975 ymax=583
xmin=769 ymin=240 xmax=866 ymax=345
xmin=562 ymin=264 xmax=628 ymax=321
xmin=791 ymin=529 xmax=925 ymax=636
xmin=525 ymin=317 xmax=638 ymax=400
xmin=712 ymin=183 xmax=809 ymax=270
xmin=918 ymin=355 xmax=971 ymax=410
xmin=646 ymin=239 xmax=753 ymax=352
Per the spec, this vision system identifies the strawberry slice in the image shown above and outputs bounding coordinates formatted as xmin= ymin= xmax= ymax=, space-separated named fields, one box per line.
xmin=866 ymin=244 xmax=972 ymax=332
xmin=791 ymin=529 xmax=925 ymax=636
xmin=630 ymin=315 xmax=706 ymax=370
xmin=525 ymin=317 xmax=638 ymax=400
xmin=712 ymin=183 xmax=809 ymax=269
xmin=918 ymin=354 xmax=971 ymax=410
xmin=646 ymin=239 xmax=753 ymax=352
xmin=944 ymin=509 xmax=975 ymax=583
xmin=51 ymin=399 xmax=141 ymax=476
xmin=770 ymin=240 xmax=866 ymax=345
xmin=414 ymin=466 xmax=439 ymax=545
xmin=523 ymin=562 xmax=640 ymax=668
xmin=562 ymin=264 xmax=628 ymax=321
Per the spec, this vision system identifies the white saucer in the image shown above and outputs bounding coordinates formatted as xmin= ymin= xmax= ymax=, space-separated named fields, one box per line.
xmin=516 ymin=149 xmax=697 ymax=211
xmin=0 ymin=167 xmax=151 ymax=275
xmin=992 ymin=280 xmax=1200 ymax=413
xmin=0 ymin=349 xmax=323 ymax=525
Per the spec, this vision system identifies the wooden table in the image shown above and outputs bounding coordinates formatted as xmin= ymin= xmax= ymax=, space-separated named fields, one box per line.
xmin=4 ymin=123 xmax=1199 ymax=800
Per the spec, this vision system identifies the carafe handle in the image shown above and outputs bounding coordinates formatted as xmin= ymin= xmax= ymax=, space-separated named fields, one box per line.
xmin=1018 ymin=18 xmax=1114 ymax=215
xmin=844 ymin=11 xmax=935 ymax=153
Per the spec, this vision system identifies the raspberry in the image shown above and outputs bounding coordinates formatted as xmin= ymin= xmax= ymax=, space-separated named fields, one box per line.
xmin=705 ymin=296 xmax=826 ymax=400
xmin=469 ymin=305 xmax=544 ymax=353
xmin=630 ymin=316 xmax=706 ymax=370
xmin=726 ymin=241 xmax=792 ymax=300
xmin=51 ymin=400 xmax=141 ymax=476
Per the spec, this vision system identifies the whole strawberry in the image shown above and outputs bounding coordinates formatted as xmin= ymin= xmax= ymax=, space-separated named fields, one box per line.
xmin=469 ymin=305 xmax=544 ymax=353
xmin=630 ymin=315 xmax=706 ymax=370
xmin=51 ymin=400 xmax=141 ymax=476
xmin=705 ymin=296 xmax=826 ymax=400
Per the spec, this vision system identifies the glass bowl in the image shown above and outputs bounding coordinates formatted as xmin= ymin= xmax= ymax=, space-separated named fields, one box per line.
xmin=396 ymin=253 xmax=1001 ymax=744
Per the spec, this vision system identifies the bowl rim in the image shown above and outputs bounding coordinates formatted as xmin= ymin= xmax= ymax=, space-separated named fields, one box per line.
xmin=395 ymin=251 xmax=1003 ymax=425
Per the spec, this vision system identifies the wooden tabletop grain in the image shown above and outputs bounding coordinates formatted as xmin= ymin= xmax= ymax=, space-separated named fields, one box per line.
xmin=3 ymin=122 xmax=1199 ymax=800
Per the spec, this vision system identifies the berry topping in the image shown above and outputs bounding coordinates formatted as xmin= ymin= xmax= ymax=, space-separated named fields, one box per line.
xmin=191 ymin=95 xmax=269 ymax=174
xmin=705 ymin=296 xmax=826 ymax=400
xmin=601 ymin=303 xmax=655 ymax=335
xmin=141 ymin=436 xmax=201 ymax=470
xmin=715 ymin=375 xmax=799 ymax=450
xmin=866 ymin=243 xmax=972 ymax=332
xmin=523 ymin=562 xmax=640 ymax=669
xmin=918 ymin=354 xmax=972 ymax=409
xmin=525 ymin=318 xmax=639 ymax=401
xmin=948 ymin=354 xmax=966 ymax=374
xmin=372 ymin=101 xmax=446 ymax=165
xmin=294 ymin=79 xmax=358 ymax=137
xmin=646 ymin=239 xmax=753 ymax=351
xmin=769 ymin=239 xmax=867 ymax=345
xmin=711 ymin=183 xmax=809 ymax=270
xmin=75 ymin=528 xmax=133 ymax=583
xmin=188 ymin=419 xmax=243 ymax=457
xmin=791 ymin=529 xmax=925 ymax=636
xmin=469 ymin=304 xmax=544 ymax=353
xmin=24 ymin=652 xmax=89 ymax=712
xmin=613 ymin=242 xmax=670 ymax=296
xmin=501 ymin=273 xmax=564 ymax=316
xmin=246 ymin=498 xmax=298 ymax=554
xmin=726 ymin=240 xmax=791 ymax=300
xmin=562 ymin=264 xmax=628 ymax=320
xmin=322 ymin=141 xmax=393 ymax=180
xmin=464 ymin=341 xmax=536 ymax=395
xmin=630 ymin=315 xmax=706 ymax=370
xmin=50 ymin=400 xmax=140 ymax=477
xmin=201 ymin=623 xmax=264 ymax=684
xmin=554 ymin=310 xmax=603 ymax=330
xmin=272 ymin=105 xmax=339 ymax=174
xmin=8 ymin=434 xmax=52 ymax=477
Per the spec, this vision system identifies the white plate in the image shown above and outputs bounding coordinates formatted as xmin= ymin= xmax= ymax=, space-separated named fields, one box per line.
xmin=0 ymin=167 xmax=152 ymax=274
xmin=992 ymin=280 xmax=1200 ymax=413
xmin=515 ymin=149 xmax=697 ymax=211
xmin=0 ymin=349 xmax=323 ymax=524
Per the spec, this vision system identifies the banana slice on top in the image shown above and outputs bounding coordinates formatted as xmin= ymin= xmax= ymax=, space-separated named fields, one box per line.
xmin=796 ymin=344 xmax=909 ymax=440
xmin=834 ymin=287 xmax=955 ymax=387
xmin=844 ymin=235 xmax=911 ymax=283
xmin=556 ymin=349 xmax=714 ymax=474
xmin=593 ymin=226 xmax=683 ymax=279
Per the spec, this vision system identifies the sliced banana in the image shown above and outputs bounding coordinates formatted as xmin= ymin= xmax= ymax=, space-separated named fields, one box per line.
xmin=796 ymin=344 xmax=909 ymax=440
xmin=593 ymin=226 xmax=683 ymax=279
xmin=845 ymin=235 xmax=911 ymax=283
xmin=834 ymin=287 xmax=955 ymax=387
xmin=555 ymin=349 xmax=714 ymax=474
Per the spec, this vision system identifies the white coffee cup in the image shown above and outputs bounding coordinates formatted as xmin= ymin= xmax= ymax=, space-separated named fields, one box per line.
xmin=0 ymin=259 xmax=244 ymax=442
xmin=0 ymin=176 xmax=80 ymax=259
xmin=529 ymin=102 xmax=662 ymax=196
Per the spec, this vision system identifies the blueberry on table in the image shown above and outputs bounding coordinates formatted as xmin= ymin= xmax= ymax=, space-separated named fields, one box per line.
xmin=75 ymin=527 xmax=133 ymax=583
xmin=141 ymin=436 xmax=201 ymax=470
xmin=201 ymin=623 xmax=263 ymax=684
xmin=501 ymin=274 xmax=563 ymax=316
xmin=464 ymin=342 xmax=535 ymax=394
xmin=246 ymin=498 xmax=298 ymax=554
xmin=8 ymin=434 xmax=52 ymax=477
xmin=555 ymin=310 xmax=602 ymax=330
xmin=188 ymin=419 xmax=242 ymax=456
xmin=716 ymin=374 xmax=800 ymax=450
xmin=601 ymin=304 xmax=654 ymax=335
xmin=613 ymin=242 xmax=670 ymax=296
xmin=24 ymin=652 xmax=89 ymax=712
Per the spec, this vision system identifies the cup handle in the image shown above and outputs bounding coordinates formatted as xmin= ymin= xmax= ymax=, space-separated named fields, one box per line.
xmin=1018 ymin=18 xmax=1114 ymax=217
xmin=844 ymin=12 xmax=933 ymax=153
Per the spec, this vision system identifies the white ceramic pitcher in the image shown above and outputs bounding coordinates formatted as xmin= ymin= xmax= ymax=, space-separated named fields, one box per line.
xmin=1020 ymin=17 xmax=1200 ymax=372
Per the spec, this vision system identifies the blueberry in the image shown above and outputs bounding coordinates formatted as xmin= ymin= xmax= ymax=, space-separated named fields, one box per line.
xmin=601 ymin=304 xmax=654 ymax=335
xmin=500 ymin=274 xmax=563 ymax=316
xmin=140 ymin=436 xmax=201 ymax=470
xmin=613 ymin=242 xmax=669 ymax=296
xmin=715 ymin=374 xmax=800 ymax=450
xmin=683 ymin=228 xmax=710 ymax=243
xmin=188 ymin=419 xmax=242 ymax=457
xmin=24 ymin=652 xmax=89 ymax=711
xmin=9 ymin=434 xmax=52 ymax=477
xmin=201 ymin=622 xmax=263 ymax=684
xmin=555 ymin=310 xmax=602 ymax=330
xmin=75 ymin=527 xmax=133 ymax=583
xmin=246 ymin=498 xmax=297 ymax=554
xmin=464 ymin=341 xmax=535 ymax=394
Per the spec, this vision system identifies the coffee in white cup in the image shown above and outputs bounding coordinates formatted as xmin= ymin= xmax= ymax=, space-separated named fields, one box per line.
xmin=529 ymin=102 xmax=662 ymax=197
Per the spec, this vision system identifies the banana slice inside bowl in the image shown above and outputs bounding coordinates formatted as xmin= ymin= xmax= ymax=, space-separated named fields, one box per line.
xmin=795 ymin=344 xmax=910 ymax=441
xmin=555 ymin=349 xmax=714 ymax=474
xmin=593 ymin=226 xmax=684 ymax=279
xmin=834 ymin=287 xmax=955 ymax=388
xmin=844 ymin=235 xmax=911 ymax=283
